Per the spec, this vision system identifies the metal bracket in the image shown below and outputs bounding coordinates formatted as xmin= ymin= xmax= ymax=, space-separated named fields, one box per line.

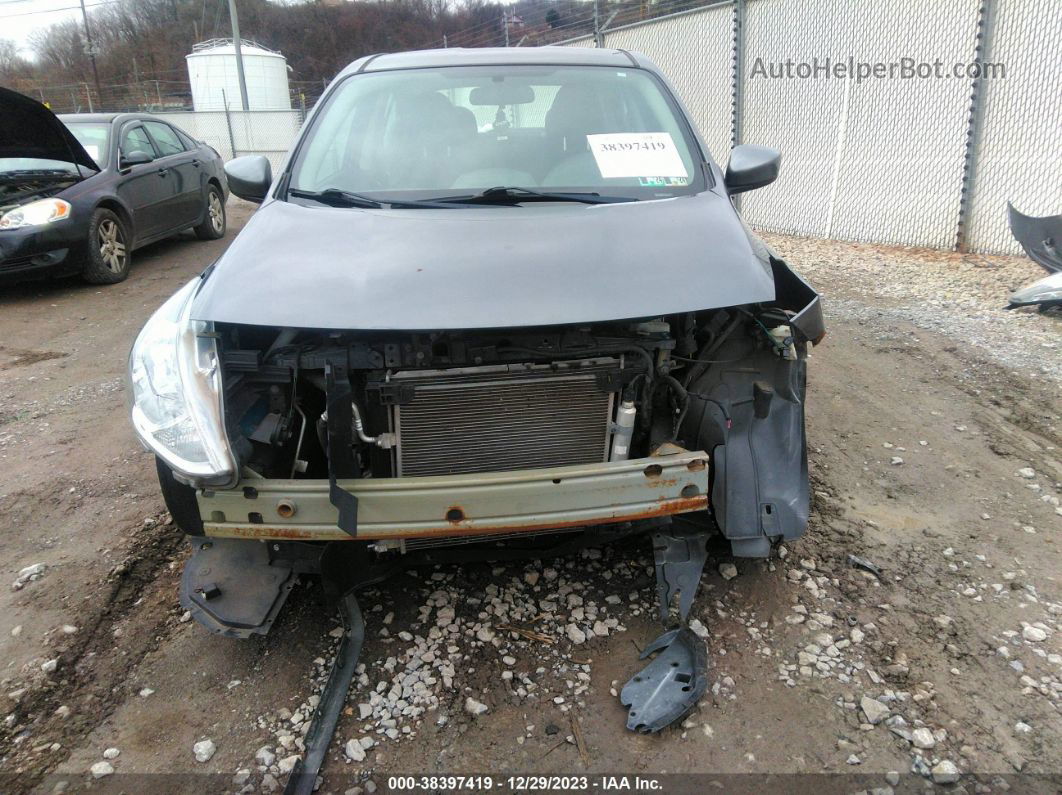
xmin=652 ymin=531 xmax=709 ymax=623
xmin=324 ymin=362 xmax=359 ymax=537
xmin=620 ymin=628 xmax=708 ymax=733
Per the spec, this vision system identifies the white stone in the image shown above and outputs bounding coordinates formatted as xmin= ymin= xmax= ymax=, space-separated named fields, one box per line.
xmin=139 ymin=688 xmax=154 ymax=697
xmin=689 ymin=618 xmax=710 ymax=639
xmin=911 ymin=727 xmax=936 ymax=749
xmin=464 ymin=697 xmax=488 ymax=716
xmin=719 ymin=563 xmax=738 ymax=581
xmin=41 ymin=659 xmax=58 ymax=674
xmin=860 ymin=696 xmax=890 ymax=725
xmin=566 ymin=624 xmax=586 ymax=644
xmin=193 ymin=739 xmax=216 ymax=763
xmin=90 ymin=761 xmax=114 ymax=779
xmin=931 ymin=760 xmax=960 ymax=784
xmin=1022 ymin=626 xmax=1047 ymax=642
xmin=18 ymin=563 xmax=46 ymax=580
xmin=255 ymin=746 xmax=276 ymax=767
xmin=1017 ymin=467 xmax=1036 ymax=479
xmin=278 ymin=755 xmax=300 ymax=773
xmin=345 ymin=739 xmax=366 ymax=762
xmin=103 ymin=748 xmax=120 ymax=760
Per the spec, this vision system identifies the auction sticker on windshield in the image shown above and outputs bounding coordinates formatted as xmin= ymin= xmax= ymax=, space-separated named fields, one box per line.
xmin=587 ymin=132 xmax=688 ymax=179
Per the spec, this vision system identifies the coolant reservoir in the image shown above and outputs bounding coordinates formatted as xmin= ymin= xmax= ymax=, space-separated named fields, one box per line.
xmin=610 ymin=400 xmax=637 ymax=461
xmin=769 ymin=325 xmax=798 ymax=360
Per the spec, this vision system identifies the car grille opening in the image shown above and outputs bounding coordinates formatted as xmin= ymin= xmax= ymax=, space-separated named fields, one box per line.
xmin=391 ymin=358 xmax=619 ymax=477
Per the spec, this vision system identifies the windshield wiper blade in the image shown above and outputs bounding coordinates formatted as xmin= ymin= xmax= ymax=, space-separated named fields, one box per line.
xmin=288 ymin=188 xmax=384 ymax=208
xmin=288 ymin=188 xmax=459 ymax=210
xmin=433 ymin=186 xmax=635 ymax=205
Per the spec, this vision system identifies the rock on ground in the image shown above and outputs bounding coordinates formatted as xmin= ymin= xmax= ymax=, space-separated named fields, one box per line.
xmin=464 ymin=697 xmax=488 ymax=716
xmin=192 ymin=739 xmax=216 ymax=763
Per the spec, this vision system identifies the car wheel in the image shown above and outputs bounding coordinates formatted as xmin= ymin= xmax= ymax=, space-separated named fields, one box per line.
xmin=82 ymin=208 xmax=131 ymax=284
xmin=193 ymin=185 xmax=226 ymax=240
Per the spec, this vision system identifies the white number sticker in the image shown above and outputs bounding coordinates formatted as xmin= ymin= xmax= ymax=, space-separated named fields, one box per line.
xmin=587 ymin=132 xmax=688 ymax=179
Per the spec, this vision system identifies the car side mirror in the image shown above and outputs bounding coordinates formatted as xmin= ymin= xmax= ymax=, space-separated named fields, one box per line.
xmin=224 ymin=155 xmax=272 ymax=204
xmin=724 ymin=144 xmax=781 ymax=194
xmin=119 ymin=150 xmax=153 ymax=169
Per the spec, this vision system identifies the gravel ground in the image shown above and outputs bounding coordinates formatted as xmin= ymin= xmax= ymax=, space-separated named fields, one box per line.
xmin=765 ymin=232 xmax=1062 ymax=383
xmin=0 ymin=208 xmax=1059 ymax=793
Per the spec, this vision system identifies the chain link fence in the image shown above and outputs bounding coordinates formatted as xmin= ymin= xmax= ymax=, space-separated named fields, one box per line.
xmin=560 ymin=0 xmax=1060 ymax=255
xmin=154 ymin=109 xmax=303 ymax=175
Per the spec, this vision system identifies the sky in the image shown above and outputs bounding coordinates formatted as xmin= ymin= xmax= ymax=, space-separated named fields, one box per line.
xmin=0 ymin=0 xmax=105 ymax=57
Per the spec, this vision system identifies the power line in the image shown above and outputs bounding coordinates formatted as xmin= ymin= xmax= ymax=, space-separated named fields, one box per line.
xmin=0 ymin=0 xmax=117 ymax=18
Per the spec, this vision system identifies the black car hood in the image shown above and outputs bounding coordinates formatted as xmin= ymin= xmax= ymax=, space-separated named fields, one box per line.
xmin=192 ymin=191 xmax=777 ymax=330
xmin=0 ymin=87 xmax=99 ymax=172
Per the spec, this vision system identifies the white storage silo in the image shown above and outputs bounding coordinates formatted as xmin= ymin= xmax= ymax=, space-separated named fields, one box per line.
xmin=186 ymin=39 xmax=291 ymax=111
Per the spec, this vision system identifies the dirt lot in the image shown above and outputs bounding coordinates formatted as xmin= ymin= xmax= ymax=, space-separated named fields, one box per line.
xmin=1 ymin=201 xmax=1059 ymax=794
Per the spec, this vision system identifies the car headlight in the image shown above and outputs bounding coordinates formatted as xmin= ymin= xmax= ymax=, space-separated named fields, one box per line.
xmin=0 ymin=198 xmax=72 ymax=230
xmin=128 ymin=278 xmax=237 ymax=487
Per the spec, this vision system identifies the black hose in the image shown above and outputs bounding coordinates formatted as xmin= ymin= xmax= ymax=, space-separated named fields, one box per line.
xmin=682 ymin=314 xmax=743 ymax=388
xmin=283 ymin=590 xmax=365 ymax=795
xmin=660 ymin=374 xmax=690 ymax=440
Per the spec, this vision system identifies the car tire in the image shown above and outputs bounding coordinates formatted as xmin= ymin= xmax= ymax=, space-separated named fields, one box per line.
xmin=155 ymin=457 xmax=204 ymax=535
xmin=193 ymin=185 xmax=226 ymax=240
xmin=82 ymin=208 xmax=131 ymax=284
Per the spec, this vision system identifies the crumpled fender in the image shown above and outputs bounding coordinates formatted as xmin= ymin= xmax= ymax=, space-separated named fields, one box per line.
xmin=681 ymin=253 xmax=821 ymax=557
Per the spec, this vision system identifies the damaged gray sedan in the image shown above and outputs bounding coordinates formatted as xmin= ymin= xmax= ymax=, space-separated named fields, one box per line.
xmin=128 ymin=46 xmax=824 ymax=769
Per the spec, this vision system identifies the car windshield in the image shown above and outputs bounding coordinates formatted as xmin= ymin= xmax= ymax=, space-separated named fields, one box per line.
xmin=63 ymin=122 xmax=110 ymax=168
xmin=288 ymin=64 xmax=706 ymax=204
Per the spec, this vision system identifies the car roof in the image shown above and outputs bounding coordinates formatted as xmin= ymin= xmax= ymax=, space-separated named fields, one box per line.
xmin=57 ymin=112 xmax=167 ymax=126
xmin=338 ymin=47 xmax=648 ymax=78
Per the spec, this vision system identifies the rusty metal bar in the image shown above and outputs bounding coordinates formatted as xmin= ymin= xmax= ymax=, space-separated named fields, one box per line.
xmin=199 ymin=450 xmax=711 ymax=542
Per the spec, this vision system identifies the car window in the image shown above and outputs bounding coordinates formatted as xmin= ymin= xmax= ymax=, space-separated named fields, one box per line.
xmin=63 ymin=122 xmax=110 ymax=168
xmin=121 ymin=125 xmax=157 ymax=160
xmin=174 ymin=128 xmax=198 ymax=150
xmin=289 ymin=65 xmax=706 ymax=202
xmin=144 ymin=122 xmax=186 ymax=157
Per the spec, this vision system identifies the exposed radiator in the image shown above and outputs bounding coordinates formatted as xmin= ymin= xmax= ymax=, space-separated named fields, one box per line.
xmin=391 ymin=358 xmax=619 ymax=477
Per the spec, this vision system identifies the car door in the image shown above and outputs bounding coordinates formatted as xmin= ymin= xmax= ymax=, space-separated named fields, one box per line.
xmin=115 ymin=122 xmax=170 ymax=243
xmin=143 ymin=121 xmax=202 ymax=230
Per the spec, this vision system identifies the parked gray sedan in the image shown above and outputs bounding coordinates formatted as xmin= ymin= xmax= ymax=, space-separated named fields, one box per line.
xmin=128 ymin=47 xmax=825 ymax=746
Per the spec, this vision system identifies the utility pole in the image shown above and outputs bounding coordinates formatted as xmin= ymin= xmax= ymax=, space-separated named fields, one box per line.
xmin=228 ymin=0 xmax=250 ymax=111
xmin=502 ymin=12 xmax=509 ymax=47
xmin=593 ymin=0 xmax=601 ymax=47
xmin=78 ymin=0 xmax=102 ymax=110
xmin=81 ymin=82 xmax=93 ymax=113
